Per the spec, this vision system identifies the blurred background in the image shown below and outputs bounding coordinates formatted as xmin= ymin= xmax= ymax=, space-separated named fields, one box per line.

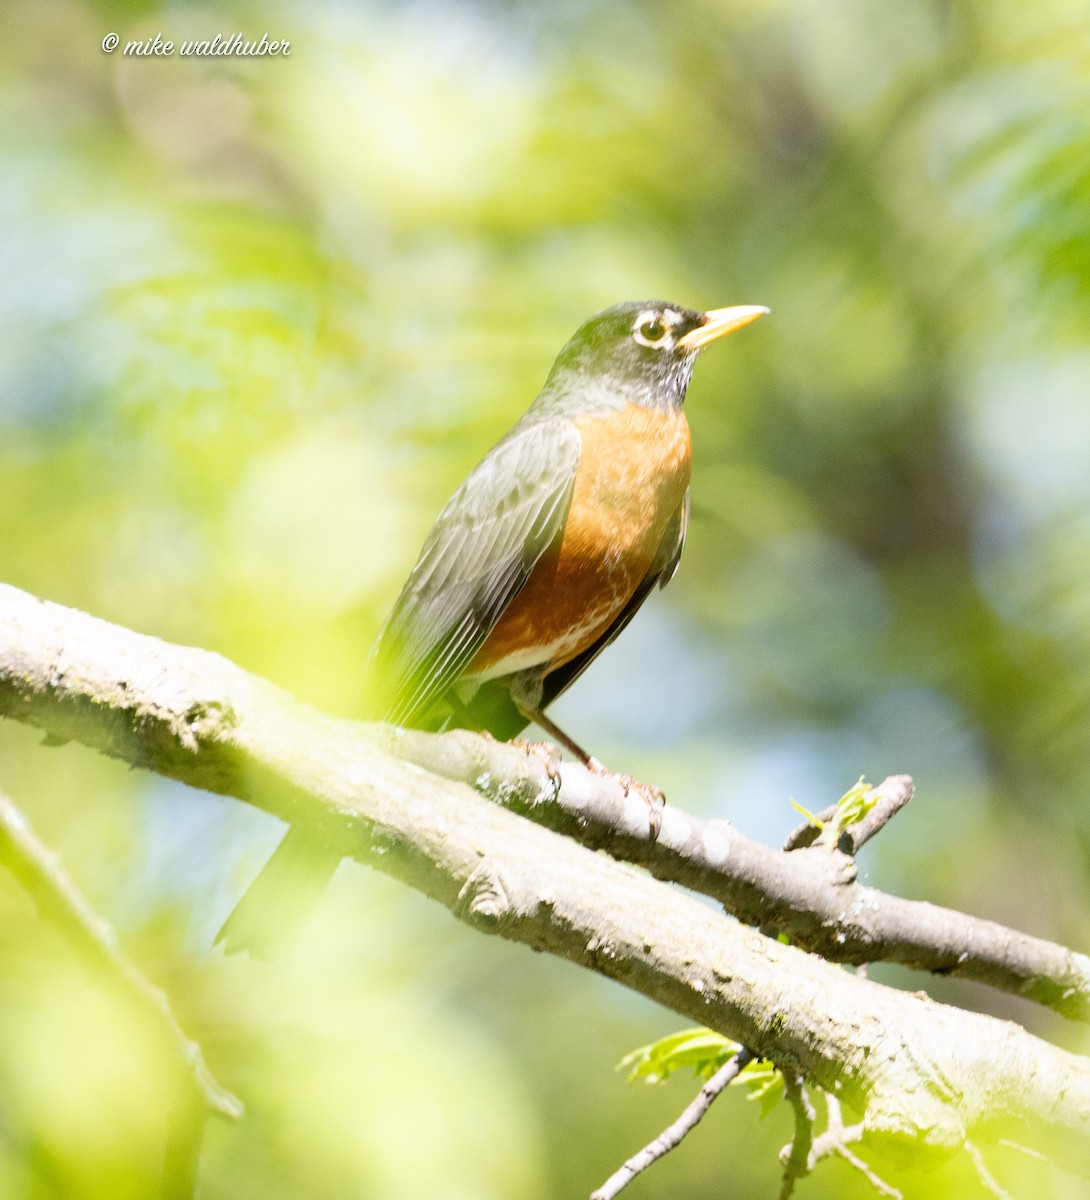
xmin=2 ymin=0 xmax=1090 ymax=1195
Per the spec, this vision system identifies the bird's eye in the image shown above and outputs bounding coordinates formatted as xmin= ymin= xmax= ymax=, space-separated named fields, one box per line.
xmin=634 ymin=317 xmax=670 ymax=348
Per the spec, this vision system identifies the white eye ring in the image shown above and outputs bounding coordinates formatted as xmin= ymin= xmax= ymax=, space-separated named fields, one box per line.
xmin=633 ymin=315 xmax=672 ymax=348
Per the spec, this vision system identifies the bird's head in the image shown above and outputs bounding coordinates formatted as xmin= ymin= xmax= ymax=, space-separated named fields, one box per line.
xmin=541 ymin=300 xmax=768 ymax=413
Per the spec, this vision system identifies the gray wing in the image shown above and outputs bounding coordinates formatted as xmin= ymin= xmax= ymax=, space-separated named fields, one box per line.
xmin=375 ymin=417 xmax=582 ymax=726
xmin=539 ymin=490 xmax=689 ymax=709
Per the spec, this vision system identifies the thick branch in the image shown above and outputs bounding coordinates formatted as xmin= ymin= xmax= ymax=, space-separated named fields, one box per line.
xmin=370 ymin=727 xmax=1090 ymax=1022
xmin=2 ymin=582 xmax=1090 ymax=1169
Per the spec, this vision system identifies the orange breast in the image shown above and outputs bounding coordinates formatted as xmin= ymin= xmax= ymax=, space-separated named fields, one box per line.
xmin=469 ymin=403 xmax=691 ymax=680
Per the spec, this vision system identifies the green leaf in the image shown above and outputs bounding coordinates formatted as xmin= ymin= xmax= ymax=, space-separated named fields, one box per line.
xmin=619 ymin=1032 xmax=785 ymax=1120
xmin=793 ymin=779 xmax=880 ymax=845
xmin=829 ymin=777 xmax=878 ymax=837
xmin=737 ymin=1060 xmax=785 ymax=1119
xmin=618 ymin=1028 xmax=741 ymax=1084
xmin=789 ymin=798 xmax=824 ymax=830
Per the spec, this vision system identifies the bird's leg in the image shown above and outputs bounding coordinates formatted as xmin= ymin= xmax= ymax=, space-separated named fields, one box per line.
xmin=519 ymin=706 xmax=665 ymax=839
xmin=518 ymin=707 xmax=593 ymax=765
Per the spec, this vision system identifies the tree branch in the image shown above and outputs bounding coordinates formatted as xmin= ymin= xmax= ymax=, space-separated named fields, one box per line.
xmin=368 ymin=726 xmax=1090 ymax=1022
xmin=2 ymin=582 xmax=1090 ymax=1170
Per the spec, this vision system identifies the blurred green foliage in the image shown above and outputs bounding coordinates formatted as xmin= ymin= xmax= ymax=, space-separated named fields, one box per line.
xmin=3 ymin=0 xmax=1090 ymax=1195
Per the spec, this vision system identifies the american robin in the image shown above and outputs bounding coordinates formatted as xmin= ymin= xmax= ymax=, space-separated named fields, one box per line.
xmin=217 ymin=299 xmax=767 ymax=957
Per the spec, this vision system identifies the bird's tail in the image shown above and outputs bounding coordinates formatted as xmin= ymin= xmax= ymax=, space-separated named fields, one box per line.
xmin=215 ymin=826 xmax=341 ymax=960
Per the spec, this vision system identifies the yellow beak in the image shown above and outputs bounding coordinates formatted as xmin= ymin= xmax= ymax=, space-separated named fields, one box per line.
xmin=677 ymin=304 xmax=769 ymax=351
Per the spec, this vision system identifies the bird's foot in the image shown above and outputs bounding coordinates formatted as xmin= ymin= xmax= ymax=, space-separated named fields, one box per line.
xmin=511 ymin=738 xmax=564 ymax=791
xmin=586 ymin=758 xmax=665 ymax=840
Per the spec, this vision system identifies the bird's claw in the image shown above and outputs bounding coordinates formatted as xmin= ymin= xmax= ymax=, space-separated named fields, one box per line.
xmin=586 ymin=759 xmax=665 ymax=840
xmin=512 ymin=738 xmax=564 ymax=791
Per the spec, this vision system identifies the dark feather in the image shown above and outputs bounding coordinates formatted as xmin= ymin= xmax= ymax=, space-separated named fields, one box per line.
xmin=214 ymin=828 xmax=341 ymax=960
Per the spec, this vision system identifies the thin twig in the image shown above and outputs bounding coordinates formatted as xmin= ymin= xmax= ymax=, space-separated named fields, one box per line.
xmin=965 ymin=1142 xmax=1013 ymax=1200
xmin=808 ymin=1090 xmax=853 ymax=1163
xmin=590 ymin=1049 xmax=754 ymax=1200
xmin=838 ymin=777 xmax=914 ymax=853
xmin=811 ymin=1094 xmax=902 ymax=1199
xmin=779 ymin=1071 xmax=816 ymax=1199
xmin=783 ymin=804 xmax=838 ymax=851
xmin=0 ymin=789 xmax=242 ymax=1122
